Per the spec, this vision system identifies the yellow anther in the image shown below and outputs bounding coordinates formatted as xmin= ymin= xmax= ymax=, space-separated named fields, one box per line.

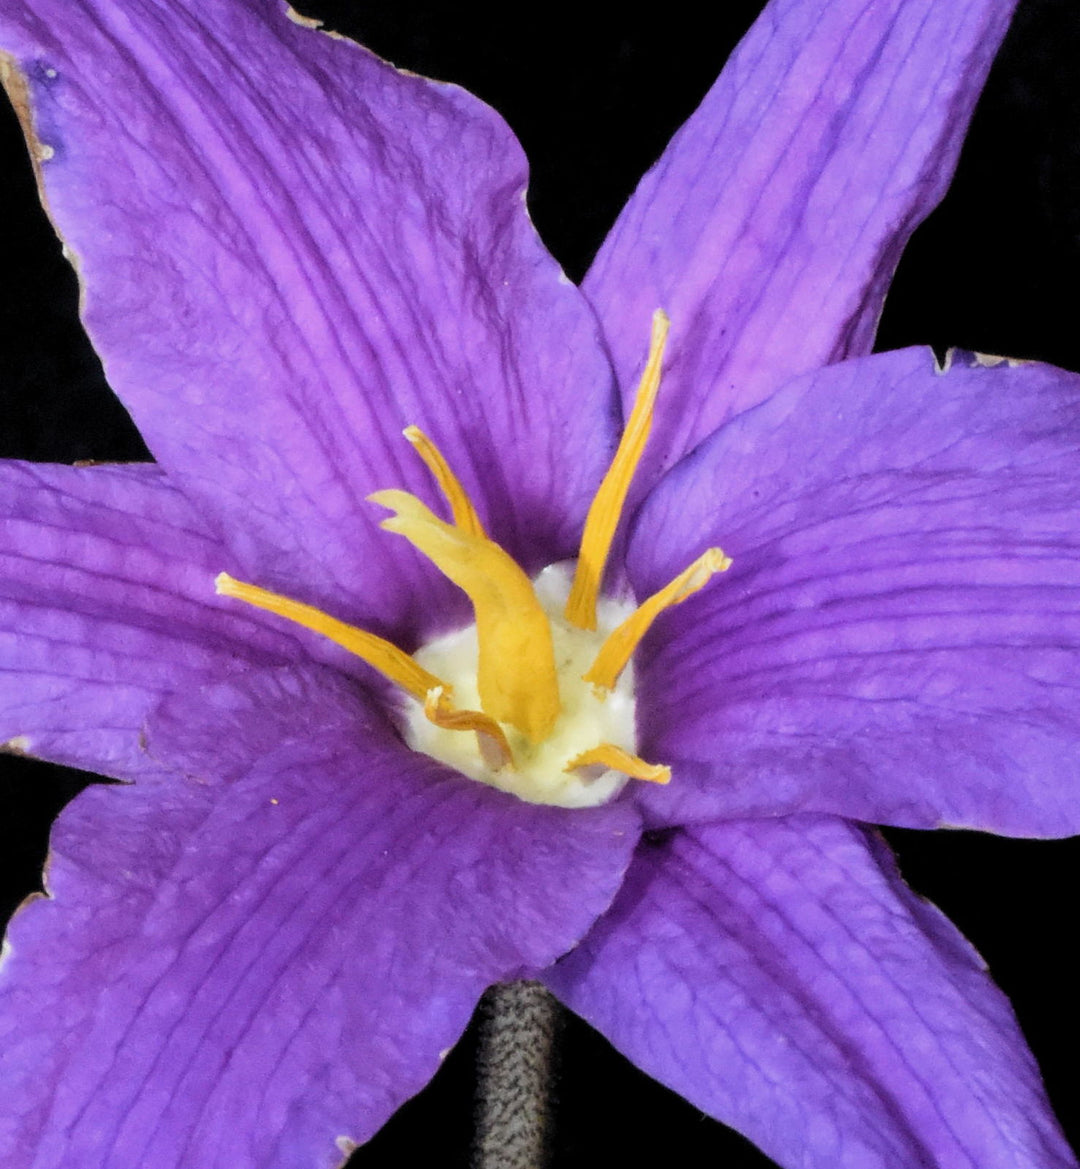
xmin=565 ymin=743 xmax=671 ymax=785
xmin=403 ymin=426 xmax=486 ymax=538
xmin=565 ymin=308 xmax=670 ymax=631
xmin=584 ymin=548 xmax=732 ymax=693
xmin=215 ymin=573 xmax=446 ymax=701
xmin=423 ymin=687 xmax=514 ymax=772
xmin=369 ymin=489 xmax=561 ymax=742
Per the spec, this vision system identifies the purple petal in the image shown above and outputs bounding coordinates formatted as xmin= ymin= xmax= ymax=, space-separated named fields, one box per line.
xmin=0 ymin=1 xmax=617 ymax=641
xmin=627 ymin=347 xmax=1080 ymax=837
xmin=585 ymin=0 xmax=1017 ymax=477
xmin=0 ymin=664 xmax=640 ymax=1169
xmin=0 ymin=460 xmax=308 ymax=780
xmin=545 ymin=815 xmax=1076 ymax=1169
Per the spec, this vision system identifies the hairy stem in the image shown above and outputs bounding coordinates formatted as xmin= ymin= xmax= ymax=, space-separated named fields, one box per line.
xmin=471 ymin=980 xmax=563 ymax=1169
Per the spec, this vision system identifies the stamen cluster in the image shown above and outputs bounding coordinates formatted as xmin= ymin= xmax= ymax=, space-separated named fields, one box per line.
xmin=215 ymin=311 xmax=730 ymax=807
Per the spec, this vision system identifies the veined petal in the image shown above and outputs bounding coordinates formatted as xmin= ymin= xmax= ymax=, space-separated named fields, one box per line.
xmin=0 ymin=461 xmax=302 ymax=780
xmin=545 ymin=816 xmax=1076 ymax=1169
xmin=585 ymin=0 xmax=1018 ymax=478
xmin=0 ymin=666 xmax=640 ymax=1169
xmin=628 ymin=348 xmax=1080 ymax=837
xmin=0 ymin=1 xmax=617 ymax=640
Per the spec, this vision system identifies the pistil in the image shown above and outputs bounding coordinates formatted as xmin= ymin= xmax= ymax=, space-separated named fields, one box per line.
xmin=369 ymin=488 xmax=561 ymax=742
xmin=403 ymin=425 xmax=487 ymax=538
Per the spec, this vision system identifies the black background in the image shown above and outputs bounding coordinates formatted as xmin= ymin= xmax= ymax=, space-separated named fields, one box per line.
xmin=1 ymin=2 xmax=1078 ymax=1166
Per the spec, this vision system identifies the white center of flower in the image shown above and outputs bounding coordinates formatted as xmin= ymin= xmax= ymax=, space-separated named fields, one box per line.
xmin=408 ymin=563 xmax=637 ymax=808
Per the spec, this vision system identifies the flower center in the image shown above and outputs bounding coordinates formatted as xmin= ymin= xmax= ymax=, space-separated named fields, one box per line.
xmin=407 ymin=562 xmax=639 ymax=807
xmin=215 ymin=311 xmax=730 ymax=807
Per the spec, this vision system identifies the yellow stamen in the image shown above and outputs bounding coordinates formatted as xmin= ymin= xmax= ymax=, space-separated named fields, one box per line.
xmin=214 ymin=572 xmax=445 ymax=702
xmin=369 ymin=489 xmax=561 ymax=742
xmin=565 ymin=308 xmax=670 ymax=631
xmin=424 ymin=687 xmax=514 ymax=772
xmin=584 ymin=548 xmax=732 ymax=693
xmin=403 ymin=426 xmax=486 ymax=538
xmin=565 ymin=743 xmax=671 ymax=785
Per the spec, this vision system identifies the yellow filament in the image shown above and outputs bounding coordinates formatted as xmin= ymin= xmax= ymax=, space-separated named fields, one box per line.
xmin=584 ymin=548 xmax=732 ymax=693
xmin=565 ymin=309 xmax=670 ymax=631
xmin=403 ymin=426 xmax=486 ymax=538
xmin=424 ymin=687 xmax=514 ymax=772
xmin=215 ymin=573 xmax=447 ymax=701
xmin=369 ymin=489 xmax=561 ymax=742
xmin=565 ymin=743 xmax=671 ymax=785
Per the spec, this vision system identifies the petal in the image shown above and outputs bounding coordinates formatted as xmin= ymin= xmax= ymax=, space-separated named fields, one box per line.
xmin=628 ymin=348 xmax=1080 ymax=837
xmin=545 ymin=816 xmax=1076 ymax=1169
xmin=0 ymin=664 xmax=640 ymax=1169
xmin=584 ymin=0 xmax=1018 ymax=477
xmin=0 ymin=460 xmax=304 ymax=780
xmin=0 ymin=2 xmax=617 ymax=639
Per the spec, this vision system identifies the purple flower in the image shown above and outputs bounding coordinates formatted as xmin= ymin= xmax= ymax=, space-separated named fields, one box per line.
xmin=0 ymin=0 xmax=1078 ymax=1166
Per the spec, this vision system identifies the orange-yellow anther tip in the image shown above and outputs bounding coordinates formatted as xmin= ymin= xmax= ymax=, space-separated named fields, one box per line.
xmin=424 ymin=687 xmax=515 ymax=772
xmin=638 ymin=763 xmax=671 ymax=785
xmin=565 ymin=743 xmax=671 ymax=785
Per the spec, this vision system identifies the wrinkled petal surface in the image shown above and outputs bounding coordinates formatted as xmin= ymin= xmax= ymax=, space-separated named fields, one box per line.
xmin=628 ymin=348 xmax=1080 ymax=836
xmin=546 ymin=816 xmax=1075 ymax=1169
xmin=0 ymin=460 xmax=305 ymax=779
xmin=586 ymin=0 xmax=1017 ymax=476
xmin=0 ymin=665 xmax=640 ymax=1169
xmin=0 ymin=0 xmax=617 ymax=642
